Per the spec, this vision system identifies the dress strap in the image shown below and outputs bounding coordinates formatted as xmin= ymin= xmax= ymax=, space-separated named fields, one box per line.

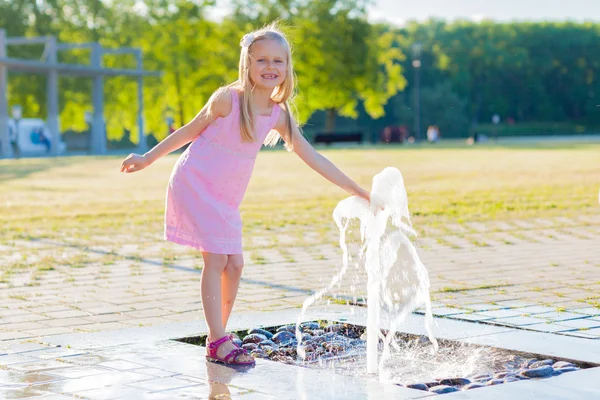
xmin=270 ymin=102 xmax=283 ymax=130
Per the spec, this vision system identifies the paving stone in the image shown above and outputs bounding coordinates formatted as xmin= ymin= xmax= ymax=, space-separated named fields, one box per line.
xmin=570 ymin=307 xmax=600 ymax=316
xmin=534 ymin=312 xmax=593 ymax=322
xmin=8 ymin=359 xmax=73 ymax=373
xmin=494 ymin=316 xmax=546 ymax=326
xmin=125 ymin=376 xmax=201 ymax=392
xmin=453 ymin=313 xmax=496 ymax=322
xmin=0 ymin=354 xmax=37 ymax=366
xmin=522 ymin=323 xmax=577 ymax=333
xmin=477 ymin=309 xmax=524 ymax=319
xmin=72 ymin=386 xmax=148 ymax=399
xmin=460 ymin=303 xmax=505 ymax=312
xmin=34 ymin=371 xmax=155 ymax=393
xmin=45 ymin=366 xmax=112 ymax=379
xmin=428 ymin=307 xmax=466 ymax=316
xmin=129 ymin=368 xmax=181 ymax=378
xmin=0 ymin=370 xmax=64 ymax=386
xmin=98 ymin=360 xmax=149 ymax=371
xmin=553 ymin=318 xmax=600 ymax=330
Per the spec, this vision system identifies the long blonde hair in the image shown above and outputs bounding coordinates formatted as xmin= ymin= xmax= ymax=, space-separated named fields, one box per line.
xmin=208 ymin=22 xmax=298 ymax=150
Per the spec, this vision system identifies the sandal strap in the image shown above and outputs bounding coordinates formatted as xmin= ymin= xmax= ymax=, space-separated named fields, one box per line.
xmin=224 ymin=348 xmax=245 ymax=363
xmin=207 ymin=335 xmax=230 ymax=350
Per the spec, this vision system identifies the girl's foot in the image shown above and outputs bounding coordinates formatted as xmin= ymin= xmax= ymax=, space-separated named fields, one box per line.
xmin=206 ymin=335 xmax=254 ymax=365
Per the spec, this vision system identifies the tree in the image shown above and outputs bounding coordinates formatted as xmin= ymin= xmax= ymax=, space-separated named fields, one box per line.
xmin=394 ymin=81 xmax=469 ymax=138
xmin=293 ymin=1 xmax=405 ymax=130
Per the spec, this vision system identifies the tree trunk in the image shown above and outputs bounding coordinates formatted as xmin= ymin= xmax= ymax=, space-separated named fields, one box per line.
xmin=326 ymin=108 xmax=337 ymax=132
xmin=174 ymin=67 xmax=185 ymax=127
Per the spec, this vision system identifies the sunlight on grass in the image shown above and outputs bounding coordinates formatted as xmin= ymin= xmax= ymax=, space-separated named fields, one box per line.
xmin=1 ymin=143 xmax=599 ymax=275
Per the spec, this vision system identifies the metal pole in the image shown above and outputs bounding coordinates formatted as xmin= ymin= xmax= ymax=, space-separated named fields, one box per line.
xmin=91 ymin=43 xmax=105 ymax=154
xmin=412 ymin=43 xmax=422 ymax=142
xmin=414 ymin=65 xmax=420 ymax=142
xmin=135 ymin=49 xmax=146 ymax=153
xmin=0 ymin=29 xmax=10 ymax=158
xmin=46 ymin=36 xmax=60 ymax=156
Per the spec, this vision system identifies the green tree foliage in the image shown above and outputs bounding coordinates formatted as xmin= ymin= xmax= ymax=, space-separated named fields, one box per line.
xmin=394 ymin=81 xmax=469 ymax=138
xmin=2 ymin=2 xmax=600 ymax=143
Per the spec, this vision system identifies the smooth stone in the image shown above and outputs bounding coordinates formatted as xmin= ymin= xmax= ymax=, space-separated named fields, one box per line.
xmin=301 ymin=333 xmax=312 ymax=341
xmin=519 ymin=365 xmax=554 ymax=378
xmin=258 ymin=340 xmax=276 ymax=348
xmin=348 ymin=339 xmax=366 ymax=347
xmin=249 ymin=349 xmax=268 ymax=359
xmin=486 ymin=379 xmax=504 ymax=386
xmin=423 ymin=381 xmax=440 ymax=388
xmin=504 ymin=377 xmax=519 ymax=383
xmin=324 ymin=324 xmax=345 ymax=333
xmin=521 ymin=358 xmax=539 ymax=368
xmin=470 ymin=373 xmax=492 ymax=382
xmin=557 ymin=366 xmax=579 ymax=373
xmin=439 ymin=378 xmax=471 ymax=386
xmin=405 ymin=383 xmax=428 ymax=391
xmin=232 ymin=338 xmax=243 ymax=348
xmin=494 ymin=372 xmax=511 ymax=379
xmin=242 ymin=343 xmax=258 ymax=351
xmin=553 ymin=361 xmax=576 ymax=369
xmin=249 ymin=328 xmax=274 ymax=340
xmin=278 ymin=338 xmax=298 ymax=347
xmin=276 ymin=325 xmax=296 ymax=333
xmin=242 ymin=333 xmax=268 ymax=344
xmin=463 ymin=383 xmax=486 ymax=390
xmin=429 ymin=385 xmax=459 ymax=394
xmin=301 ymin=322 xmax=320 ymax=330
xmin=272 ymin=331 xmax=295 ymax=344
xmin=529 ymin=359 xmax=554 ymax=368
xmin=414 ymin=336 xmax=432 ymax=346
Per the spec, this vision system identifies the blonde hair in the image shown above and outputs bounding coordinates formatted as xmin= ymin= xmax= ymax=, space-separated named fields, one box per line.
xmin=207 ymin=22 xmax=298 ymax=150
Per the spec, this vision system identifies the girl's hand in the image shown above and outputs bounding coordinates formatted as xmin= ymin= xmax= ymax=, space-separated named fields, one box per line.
xmin=120 ymin=153 xmax=150 ymax=173
xmin=357 ymin=188 xmax=385 ymax=213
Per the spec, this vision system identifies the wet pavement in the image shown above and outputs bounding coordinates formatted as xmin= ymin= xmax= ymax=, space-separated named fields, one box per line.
xmin=1 ymin=307 xmax=599 ymax=399
xmin=1 ymin=216 xmax=600 ymax=398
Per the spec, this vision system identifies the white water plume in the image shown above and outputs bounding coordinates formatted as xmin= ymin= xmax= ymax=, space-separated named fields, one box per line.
xmin=296 ymin=167 xmax=438 ymax=375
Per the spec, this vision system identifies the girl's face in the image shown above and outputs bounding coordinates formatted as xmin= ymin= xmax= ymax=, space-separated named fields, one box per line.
xmin=248 ymin=39 xmax=288 ymax=90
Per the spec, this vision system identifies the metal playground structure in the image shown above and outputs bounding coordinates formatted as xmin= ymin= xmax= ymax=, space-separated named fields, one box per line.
xmin=0 ymin=28 xmax=160 ymax=158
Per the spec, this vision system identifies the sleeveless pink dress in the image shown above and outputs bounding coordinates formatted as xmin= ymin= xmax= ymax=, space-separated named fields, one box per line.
xmin=165 ymin=89 xmax=282 ymax=254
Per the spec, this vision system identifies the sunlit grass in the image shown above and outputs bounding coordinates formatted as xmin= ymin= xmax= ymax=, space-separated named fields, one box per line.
xmin=1 ymin=142 xmax=599 ymax=275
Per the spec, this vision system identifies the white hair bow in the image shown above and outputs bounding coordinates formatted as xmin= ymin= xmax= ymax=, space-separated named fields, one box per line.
xmin=240 ymin=33 xmax=255 ymax=48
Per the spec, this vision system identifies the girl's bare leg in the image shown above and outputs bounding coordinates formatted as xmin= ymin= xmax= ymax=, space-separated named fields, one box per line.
xmin=201 ymin=252 xmax=252 ymax=362
xmin=221 ymin=254 xmax=244 ymax=329
xmin=201 ymin=252 xmax=228 ymax=341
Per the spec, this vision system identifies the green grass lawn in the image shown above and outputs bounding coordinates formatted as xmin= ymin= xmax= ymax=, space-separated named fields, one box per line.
xmin=1 ymin=143 xmax=598 ymax=271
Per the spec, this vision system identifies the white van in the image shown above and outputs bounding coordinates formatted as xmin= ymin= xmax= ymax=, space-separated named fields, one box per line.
xmin=8 ymin=118 xmax=67 ymax=156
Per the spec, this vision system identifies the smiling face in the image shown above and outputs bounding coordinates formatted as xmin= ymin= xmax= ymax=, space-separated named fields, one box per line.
xmin=248 ymin=39 xmax=288 ymax=90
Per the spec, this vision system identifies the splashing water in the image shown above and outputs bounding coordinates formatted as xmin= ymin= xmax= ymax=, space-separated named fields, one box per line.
xmin=296 ymin=167 xmax=438 ymax=375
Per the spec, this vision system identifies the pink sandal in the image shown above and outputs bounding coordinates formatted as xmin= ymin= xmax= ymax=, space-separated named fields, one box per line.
xmin=206 ymin=335 xmax=255 ymax=366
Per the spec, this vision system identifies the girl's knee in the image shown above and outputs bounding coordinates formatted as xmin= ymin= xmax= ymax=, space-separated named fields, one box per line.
xmin=225 ymin=255 xmax=244 ymax=274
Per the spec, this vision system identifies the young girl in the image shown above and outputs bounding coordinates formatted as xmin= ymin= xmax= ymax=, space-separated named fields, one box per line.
xmin=120 ymin=23 xmax=371 ymax=366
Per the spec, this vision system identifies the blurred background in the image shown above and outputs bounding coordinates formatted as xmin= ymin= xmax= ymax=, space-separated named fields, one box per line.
xmin=1 ymin=0 xmax=599 ymax=156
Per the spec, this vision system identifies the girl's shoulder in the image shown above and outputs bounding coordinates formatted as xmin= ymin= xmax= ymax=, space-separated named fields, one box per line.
xmin=210 ymin=87 xmax=238 ymax=119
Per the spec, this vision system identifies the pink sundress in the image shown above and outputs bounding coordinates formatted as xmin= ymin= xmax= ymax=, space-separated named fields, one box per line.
xmin=164 ymin=88 xmax=282 ymax=254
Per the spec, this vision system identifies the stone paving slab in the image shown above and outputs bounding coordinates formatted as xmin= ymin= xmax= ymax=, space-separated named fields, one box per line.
xmin=1 ymin=216 xmax=599 ymax=347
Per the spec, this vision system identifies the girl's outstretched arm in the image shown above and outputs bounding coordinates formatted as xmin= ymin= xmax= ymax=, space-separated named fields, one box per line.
xmin=274 ymin=111 xmax=370 ymax=202
xmin=120 ymin=89 xmax=232 ymax=173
